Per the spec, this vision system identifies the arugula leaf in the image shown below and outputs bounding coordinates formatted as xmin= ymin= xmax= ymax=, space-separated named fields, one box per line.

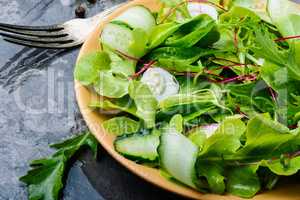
xmin=129 ymin=81 xmax=158 ymax=128
xmin=102 ymin=116 xmax=140 ymax=136
xmin=20 ymin=132 xmax=98 ymax=200
xmin=74 ymin=52 xmax=111 ymax=85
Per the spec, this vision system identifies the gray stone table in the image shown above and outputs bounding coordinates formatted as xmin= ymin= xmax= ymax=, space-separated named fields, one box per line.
xmin=0 ymin=0 xmax=184 ymax=199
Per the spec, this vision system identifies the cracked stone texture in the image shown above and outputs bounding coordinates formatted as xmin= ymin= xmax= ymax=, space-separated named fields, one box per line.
xmin=0 ymin=0 xmax=184 ymax=200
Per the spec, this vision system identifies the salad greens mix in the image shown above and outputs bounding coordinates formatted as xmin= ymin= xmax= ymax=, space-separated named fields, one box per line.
xmin=75 ymin=0 xmax=300 ymax=198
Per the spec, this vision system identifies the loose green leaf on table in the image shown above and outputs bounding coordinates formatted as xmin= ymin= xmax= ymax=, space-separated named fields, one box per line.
xmin=20 ymin=132 xmax=99 ymax=200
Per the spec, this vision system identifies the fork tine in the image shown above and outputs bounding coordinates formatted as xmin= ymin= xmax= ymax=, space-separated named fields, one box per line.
xmin=0 ymin=32 xmax=72 ymax=43
xmin=0 ymin=23 xmax=63 ymax=31
xmin=0 ymin=25 xmax=67 ymax=37
xmin=3 ymin=37 xmax=81 ymax=49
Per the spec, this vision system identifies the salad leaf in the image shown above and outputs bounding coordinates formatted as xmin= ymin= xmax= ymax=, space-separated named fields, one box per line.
xmin=74 ymin=52 xmax=111 ymax=85
xmin=165 ymin=15 xmax=216 ymax=47
xmin=146 ymin=47 xmax=218 ymax=72
xmin=148 ymin=22 xmax=181 ymax=49
xmin=196 ymin=162 xmax=225 ymax=194
xmin=20 ymin=132 xmax=98 ymax=200
xmin=129 ymin=28 xmax=149 ymax=58
xmin=102 ymin=116 xmax=140 ymax=136
xmin=94 ymin=71 xmax=129 ymax=98
xmin=169 ymin=114 xmax=183 ymax=133
xmin=226 ymin=165 xmax=261 ymax=198
xmin=262 ymin=156 xmax=300 ymax=176
xmin=231 ymin=0 xmax=270 ymax=22
xmin=199 ymin=116 xmax=245 ymax=157
xmin=89 ymin=96 xmax=137 ymax=117
xmin=129 ymin=81 xmax=158 ymax=128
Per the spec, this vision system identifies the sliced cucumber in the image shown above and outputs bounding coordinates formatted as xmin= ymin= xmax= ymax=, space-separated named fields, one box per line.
xmin=114 ymin=131 xmax=160 ymax=162
xmin=113 ymin=6 xmax=156 ymax=33
xmin=158 ymin=129 xmax=199 ymax=188
xmin=101 ymin=23 xmax=134 ymax=56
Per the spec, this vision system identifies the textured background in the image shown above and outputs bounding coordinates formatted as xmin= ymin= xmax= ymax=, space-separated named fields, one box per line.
xmin=0 ymin=0 xmax=183 ymax=199
xmin=1 ymin=0 xmax=300 ymax=200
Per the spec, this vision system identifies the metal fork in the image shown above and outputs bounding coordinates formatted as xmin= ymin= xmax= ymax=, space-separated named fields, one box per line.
xmin=0 ymin=3 xmax=125 ymax=49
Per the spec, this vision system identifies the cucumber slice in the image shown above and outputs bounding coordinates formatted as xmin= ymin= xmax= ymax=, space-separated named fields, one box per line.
xmin=113 ymin=6 xmax=156 ymax=33
xmin=158 ymin=129 xmax=199 ymax=188
xmin=101 ymin=23 xmax=134 ymax=56
xmin=114 ymin=131 xmax=160 ymax=162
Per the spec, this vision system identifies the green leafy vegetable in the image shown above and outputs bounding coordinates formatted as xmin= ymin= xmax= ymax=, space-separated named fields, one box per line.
xmin=129 ymin=81 xmax=158 ymax=128
xmin=20 ymin=132 xmax=98 ymax=200
xmin=103 ymin=116 xmax=140 ymax=136
xmin=74 ymin=52 xmax=111 ymax=85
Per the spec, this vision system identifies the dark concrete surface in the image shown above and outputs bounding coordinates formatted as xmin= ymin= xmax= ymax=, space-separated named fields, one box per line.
xmin=0 ymin=0 xmax=184 ymax=200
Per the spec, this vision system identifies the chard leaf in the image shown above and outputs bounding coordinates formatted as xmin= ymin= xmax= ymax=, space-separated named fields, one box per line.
xmin=226 ymin=165 xmax=261 ymax=198
xmin=74 ymin=52 xmax=111 ymax=85
xmin=94 ymin=71 xmax=129 ymax=98
xmin=129 ymin=81 xmax=158 ymax=128
xmin=20 ymin=132 xmax=98 ymax=200
xmin=102 ymin=116 xmax=140 ymax=136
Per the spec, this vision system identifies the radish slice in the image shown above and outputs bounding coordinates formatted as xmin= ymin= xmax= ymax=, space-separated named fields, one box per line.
xmin=141 ymin=68 xmax=179 ymax=102
xmin=187 ymin=2 xmax=218 ymax=20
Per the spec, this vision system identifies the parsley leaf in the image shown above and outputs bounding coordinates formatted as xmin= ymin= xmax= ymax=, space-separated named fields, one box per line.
xmin=20 ymin=132 xmax=99 ymax=200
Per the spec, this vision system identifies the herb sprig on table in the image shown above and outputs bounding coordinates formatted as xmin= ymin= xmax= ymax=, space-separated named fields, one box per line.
xmin=20 ymin=132 xmax=99 ymax=200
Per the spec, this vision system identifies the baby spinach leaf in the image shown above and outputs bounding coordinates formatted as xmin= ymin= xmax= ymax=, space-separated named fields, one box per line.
xmin=148 ymin=22 xmax=181 ymax=49
xmin=102 ymin=116 xmax=140 ymax=136
xmin=94 ymin=71 xmax=129 ymax=98
xmin=20 ymin=132 xmax=98 ymax=200
xmin=129 ymin=81 xmax=158 ymax=128
xmin=74 ymin=52 xmax=111 ymax=85
xmin=226 ymin=165 xmax=261 ymax=198
xmin=165 ymin=15 xmax=216 ymax=47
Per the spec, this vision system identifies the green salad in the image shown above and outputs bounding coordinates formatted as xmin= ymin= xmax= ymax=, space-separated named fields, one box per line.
xmin=75 ymin=0 xmax=300 ymax=198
